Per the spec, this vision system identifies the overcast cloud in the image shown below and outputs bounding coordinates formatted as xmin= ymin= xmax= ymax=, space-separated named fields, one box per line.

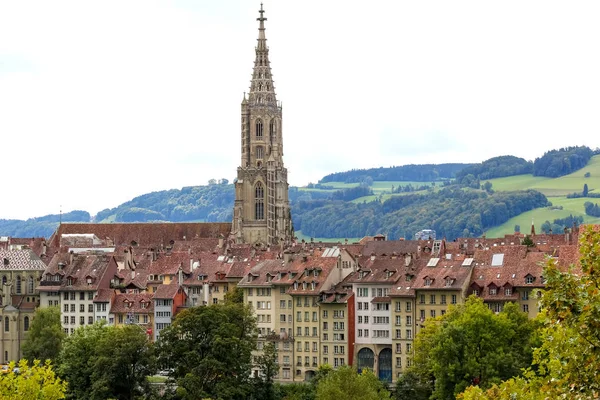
xmin=1 ymin=0 xmax=599 ymax=219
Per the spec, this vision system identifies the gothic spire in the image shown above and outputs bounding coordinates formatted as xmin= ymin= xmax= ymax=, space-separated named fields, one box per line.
xmin=249 ymin=3 xmax=277 ymax=107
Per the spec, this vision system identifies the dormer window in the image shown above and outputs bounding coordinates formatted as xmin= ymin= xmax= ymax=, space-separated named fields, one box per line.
xmin=445 ymin=278 xmax=454 ymax=287
xmin=126 ymin=301 xmax=132 ymax=308
xmin=67 ymin=277 xmax=73 ymax=286
xmin=311 ymin=282 xmax=316 ymax=290
xmin=293 ymin=282 xmax=298 ymax=289
xmin=424 ymin=278 xmax=432 ymax=286
xmin=302 ymin=282 xmax=307 ymax=290
xmin=489 ymin=287 xmax=497 ymax=295
xmin=313 ymin=270 xmax=319 ymax=277
xmin=473 ymin=289 xmax=479 ymax=296
xmin=247 ymin=274 xmax=253 ymax=283
xmin=525 ymin=275 xmax=534 ymax=284
xmin=141 ymin=302 xmax=147 ymax=309
xmin=505 ymin=288 xmax=512 ymax=296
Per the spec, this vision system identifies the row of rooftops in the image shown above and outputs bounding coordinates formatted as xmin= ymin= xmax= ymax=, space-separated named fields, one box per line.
xmin=0 ymin=222 xmax=586 ymax=308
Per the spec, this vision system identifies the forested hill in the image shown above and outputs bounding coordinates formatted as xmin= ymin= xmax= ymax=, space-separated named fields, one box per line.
xmin=2 ymin=145 xmax=599 ymax=240
xmin=319 ymin=163 xmax=471 ymax=184
xmin=533 ymin=146 xmax=596 ymax=177
xmin=293 ymin=188 xmax=549 ymax=240
xmin=455 ymin=156 xmax=533 ymax=182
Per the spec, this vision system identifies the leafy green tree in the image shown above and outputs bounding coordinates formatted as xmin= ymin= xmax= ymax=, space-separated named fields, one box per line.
xmin=315 ymin=366 xmax=390 ymax=400
xmin=583 ymin=183 xmax=589 ymax=196
xmin=394 ymin=371 xmax=432 ymax=400
xmin=521 ymin=235 xmax=534 ymax=247
xmin=156 ymin=303 xmax=256 ymax=400
xmin=274 ymin=382 xmax=316 ymax=400
xmin=224 ymin=285 xmax=244 ymax=304
xmin=0 ymin=360 xmax=67 ymax=400
xmin=412 ymin=297 xmax=536 ymax=399
xmin=460 ymin=226 xmax=600 ymax=399
xmin=22 ymin=306 xmax=65 ymax=364
xmin=90 ymin=325 xmax=156 ymax=400
xmin=250 ymin=341 xmax=279 ymax=400
xmin=58 ymin=322 xmax=155 ymax=400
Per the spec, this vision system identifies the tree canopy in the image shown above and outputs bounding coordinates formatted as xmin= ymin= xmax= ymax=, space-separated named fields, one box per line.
xmin=315 ymin=366 xmax=390 ymax=400
xmin=412 ymin=297 xmax=537 ymax=400
xmin=0 ymin=360 xmax=67 ymax=400
xmin=156 ymin=303 xmax=256 ymax=400
xmin=58 ymin=322 xmax=155 ymax=400
xmin=459 ymin=226 xmax=600 ymax=399
xmin=22 ymin=306 xmax=65 ymax=364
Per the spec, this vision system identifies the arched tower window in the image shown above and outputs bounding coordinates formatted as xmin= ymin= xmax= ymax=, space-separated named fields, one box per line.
xmin=28 ymin=276 xmax=34 ymax=294
xmin=255 ymin=182 xmax=265 ymax=220
xmin=256 ymin=146 xmax=264 ymax=160
xmin=4 ymin=317 xmax=9 ymax=332
xmin=24 ymin=316 xmax=29 ymax=332
xmin=269 ymin=119 xmax=276 ymax=142
xmin=1 ymin=276 xmax=6 ymax=286
xmin=16 ymin=275 xmax=21 ymax=294
xmin=256 ymin=119 xmax=263 ymax=138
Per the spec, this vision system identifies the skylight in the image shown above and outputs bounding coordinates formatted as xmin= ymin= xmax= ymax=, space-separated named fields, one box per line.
xmin=427 ymin=258 xmax=440 ymax=267
xmin=491 ymin=254 xmax=504 ymax=267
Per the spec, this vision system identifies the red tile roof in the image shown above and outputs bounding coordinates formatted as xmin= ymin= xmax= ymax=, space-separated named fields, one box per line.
xmin=110 ymin=293 xmax=154 ymax=314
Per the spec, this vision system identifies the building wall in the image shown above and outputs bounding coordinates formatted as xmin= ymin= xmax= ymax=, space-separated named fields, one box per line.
xmin=391 ymin=297 xmax=416 ymax=378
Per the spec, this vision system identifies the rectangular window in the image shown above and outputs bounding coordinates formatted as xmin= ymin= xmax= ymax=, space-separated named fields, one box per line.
xmin=451 ymin=294 xmax=457 ymax=304
xmin=322 ymin=310 xmax=328 ymax=318
xmin=88 ymin=316 xmax=93 ymax=324
xmin=406 ymin=316 xmax=412 ymax=326
xmin=280 ymin=300 xmax=286 ymax=309
xmin=522 ymin=290 xmax=529 ymax=300
xmin=430 ymin=310 xmax=436 ymax=318
xmin=63 ymin=304 xmax=68 ymax=312
xmin=63 ymin=292 xmax=69 ymax=300
xmin=395 ymin=301 xmax=401 ymax=312
xmin=80 ymin=292 xmax=85 ymax=300
xmin=523 ymin=304 xmax=529 ymax=313
xmin=70 ymin=304 xmax=75 ymax=312
xmin=70 ymin=292 xmax=75 ymax=300
xmin=420 ymin=310 xmax=425 ymax=320
xmin=419 ymin=294 xmax=425 ymax=304
xmin=406 ymin=302 xmax=412 ymax=312
xmin=430 ymin=295 xmax=436 ymax=304
xmin=80 ymin=304 xmax=85 ymax=312
xmin=70 ymin=316 xmax=75 ymax=325
xmin=441 ymin=295 xmax=446 ymax=305
xmin=88 ymin=292 xmax=94 ymax=300
xmin=80 ymin=316 xmax=85 ymax=325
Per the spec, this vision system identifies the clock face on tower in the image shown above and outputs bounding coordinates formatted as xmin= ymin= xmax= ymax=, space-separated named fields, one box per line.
xmin=232 ymin=5 xmax=291 ymax=247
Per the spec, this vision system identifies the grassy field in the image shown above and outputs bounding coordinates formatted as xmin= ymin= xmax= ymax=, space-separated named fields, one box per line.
xmin=486 ymin=156 xmax=600 ymax=196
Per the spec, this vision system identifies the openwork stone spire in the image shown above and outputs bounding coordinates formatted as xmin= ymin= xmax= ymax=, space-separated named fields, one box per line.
xmin=249 ymin=3 xmax=277 ymax=108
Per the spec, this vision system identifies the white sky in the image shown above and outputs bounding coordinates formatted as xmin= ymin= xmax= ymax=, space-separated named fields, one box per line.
xmin=1 ymin=0 xmax=599 ymax=220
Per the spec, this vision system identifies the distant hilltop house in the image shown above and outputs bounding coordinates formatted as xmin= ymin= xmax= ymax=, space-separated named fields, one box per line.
xmin=415 ymin=229 xmax=436 ymax=241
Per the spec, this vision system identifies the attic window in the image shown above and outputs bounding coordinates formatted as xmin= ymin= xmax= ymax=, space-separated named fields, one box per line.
xmin=526 ymin=275 xmax=534 ymax=284
xmin=424 ymin=278 xmax=432 ymax=286
xmin=247 ymin=275 xmax=253 ymax=283
xmin=489 ymin=288 xmax=497 ymax=295
xmin=445 ymin=278 xmax=454 ymax=287
xmin=505 ymin=288 xmax=512 ymax=296
xmin=126 ymin=301 xmax=132 ymax=308
xmin=311 ymin=282 xmax=316 ymax=290
xmin=405 ymin=275 xmax=412 ymax=282
xmin=473 ymin=289 xmax=479 ymax=296
xmin=302 ymin=282 xmax=307 ymax=290
xmin=386 ymin=270 xmax=394 ymax=278
xmin=462 ymin=258 xmax=474 ymax=267
xmin=141 ymin=302 xmax=147 ymax=309
xmin=293 ymin=282 xmax=298 ymax=289
xmin=67 ymin=277 xmax=73 ymax=286
xmin=313 ymin=270 xmax=319 ymax=277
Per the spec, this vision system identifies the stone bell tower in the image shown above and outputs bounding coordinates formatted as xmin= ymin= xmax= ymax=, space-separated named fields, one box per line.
xmin=232 ymin=4 xmax=292 ymax=246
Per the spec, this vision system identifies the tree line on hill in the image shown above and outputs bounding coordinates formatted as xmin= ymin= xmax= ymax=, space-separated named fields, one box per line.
xmin=319 ymin=163 xmax=470 ymax=184
xmin=455 ymin=156 xmax=533 ymax=182
xmin=294 ymin=187 xmax=548 ymax=240
xmin=533 ymin=145 xmax=595 ymax=177
xmin=2 ymin=145 xmax=598 ymax=239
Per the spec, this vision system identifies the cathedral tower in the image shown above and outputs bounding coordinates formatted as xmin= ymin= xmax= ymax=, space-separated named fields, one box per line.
xmin=232 ymin=4 xmax=292 ymax=246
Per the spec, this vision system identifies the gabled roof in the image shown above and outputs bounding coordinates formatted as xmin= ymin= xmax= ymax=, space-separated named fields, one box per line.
xmin=110 ymin=293 xmax=154 ymax=314
xmin=154 ymin=282 xmax=184 ymax=299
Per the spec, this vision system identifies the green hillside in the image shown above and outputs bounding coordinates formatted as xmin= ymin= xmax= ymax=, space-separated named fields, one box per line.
xmin=484 ymin=155 xmax=600 ymax=236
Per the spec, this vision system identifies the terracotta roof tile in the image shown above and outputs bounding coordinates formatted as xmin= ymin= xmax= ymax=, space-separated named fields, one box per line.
xmin=110 ymin=293 xmax=154 ymax=314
